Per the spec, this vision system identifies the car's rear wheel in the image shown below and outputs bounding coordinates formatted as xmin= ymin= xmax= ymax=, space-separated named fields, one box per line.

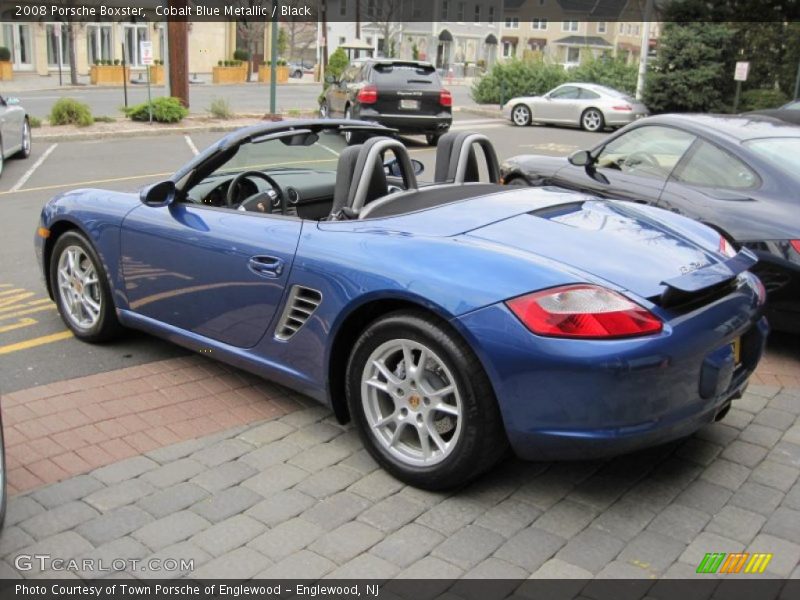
xmin=16 ymin=119 xmax=31 ymax=159
xmin=511 ymin=104 xmax=532 ymax=127
xmin=319 ymin=101 xmax=329 ymax=119
xmin=50 ymin=231 xmax=122 ymax=342
xmin=506 ymin=176 xmax=530 ymax=186
xmin=425 ymin=133 xmax=441 ymax=146
xmin=346 ymin=310 xmax=508 ymax=490
xmin=581 ymin=108 xmax=605 ymax=132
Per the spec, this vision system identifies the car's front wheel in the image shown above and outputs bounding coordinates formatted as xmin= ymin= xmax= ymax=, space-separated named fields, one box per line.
xmin=581 ymin=108 xmax=605 ymax=132
xmin=16 ymin=119 xmax=31 ymax=159
xmin=511 ymin=104 xmax=532 ymax=127
xmin=50 ymin=231 xmax=122 ymax=342
xmin=346 ymin=310 xmax=508 ymax=490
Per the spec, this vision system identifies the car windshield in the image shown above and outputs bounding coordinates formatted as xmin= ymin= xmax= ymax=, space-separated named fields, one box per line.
xmin=744 ymin=137 xmax=800 ymax=178
xmin=218 ymin=132 xmax=347 ymax=175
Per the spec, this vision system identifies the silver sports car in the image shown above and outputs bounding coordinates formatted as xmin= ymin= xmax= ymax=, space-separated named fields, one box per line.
xmin=0 ymin=95 xmax=32 ymax=177
xmin=502 ymin=82 xmax=649 ymax=132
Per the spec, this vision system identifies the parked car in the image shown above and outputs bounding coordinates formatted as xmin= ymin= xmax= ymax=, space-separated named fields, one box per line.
xmin=319 ymin=59 xmax=452 ymax=146
xmin=288 ymin=61 xmax=314 ymax=79
xmin=502 ymin=83 xmax=649 ymax=132
xmin=0 ymin=95 xmax=32 ymax=177
xmin=36 ymin=120 xmax=767 ymax=489
xmin=746 ymin=100 xmax=800 ymax=125
xmin=501 ymin=113 xmax=800 ymax=332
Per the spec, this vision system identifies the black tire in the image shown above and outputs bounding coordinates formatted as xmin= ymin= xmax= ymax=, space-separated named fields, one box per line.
xmin=506 ymin=176 xmax=530 ymax=186
xmin=346 ymin=310 xmax=508 ymax=490
xmin=343 ymin=107 xmax=363 ymax=145
xmin=581 ymin=107 xmax=605 ymax=132
xmin=49 ymin=231 xmax=123 ymax=343
xmin=511 ymin=104 xmax=532 ymax=127
xmin=425 ymin=133 xmax=441 ymax=146
xmin=16 ymin=118 xmax=31 ymax=159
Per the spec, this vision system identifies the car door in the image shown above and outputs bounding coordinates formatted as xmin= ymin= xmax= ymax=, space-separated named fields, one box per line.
xmin=0 ymin=97 xmax=16 ymax=155
xmin=552 ymin=124 xmax=698 ymax=204
xmin=120 ymin=203 xmax=301 ymax=348
xmin=332 ymin=65 xmax=358 ymax=116
xmin=657 ymin=138 xmax=761 ymax=226
xmin=536 ymin=85 xmax=582 ymax=123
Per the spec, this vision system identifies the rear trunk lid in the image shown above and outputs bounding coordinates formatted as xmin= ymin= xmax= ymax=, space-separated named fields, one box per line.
xmin=466 ymin=199 xmax=729 ymax=300
xmin=368 ymin=62 xmax=447 ymax=116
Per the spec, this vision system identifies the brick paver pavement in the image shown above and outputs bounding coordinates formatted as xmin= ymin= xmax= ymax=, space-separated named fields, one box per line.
xmin=1 ymin=344 xmax=798 ymax=580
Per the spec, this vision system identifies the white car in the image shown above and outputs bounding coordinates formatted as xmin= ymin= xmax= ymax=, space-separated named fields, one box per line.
xmin=0 ymin=95 xmax=32 ymax=177
xmin=502 ymin=83 xmax=649 ymax=132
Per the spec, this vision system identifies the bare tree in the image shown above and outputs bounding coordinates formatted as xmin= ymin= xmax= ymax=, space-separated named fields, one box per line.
xmin=361 ymin=0 xmax=404 ymax=57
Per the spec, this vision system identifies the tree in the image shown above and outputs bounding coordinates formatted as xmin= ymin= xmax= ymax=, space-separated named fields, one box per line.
xmin=362 ymin=0 xmax=403 ymax=57
xmin=644 ymin=22 xmax=735 ymax=113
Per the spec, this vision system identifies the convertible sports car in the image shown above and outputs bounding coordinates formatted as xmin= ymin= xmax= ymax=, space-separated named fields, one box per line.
xmin=35 ymin=120 xmax=768 ymax=489
xmin=0 ymin=94 xmax=32 ymax=177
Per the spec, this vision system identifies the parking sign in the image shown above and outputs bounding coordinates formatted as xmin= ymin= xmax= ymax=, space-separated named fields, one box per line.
xmin=734 ymin=61 xmax=750 ymax=82
xmin=141 ymin=41 xmax=154 ymax=66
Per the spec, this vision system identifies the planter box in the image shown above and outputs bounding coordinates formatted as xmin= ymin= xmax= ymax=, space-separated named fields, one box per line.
xmin=258 ymin=65 xmax=290 ymax=84
xmin=0 ymin=61 xmax=12 ymax=81
xmin=213 ymin=65 xmax=247 ymax=84
xmin=90 ymin=65 xmax=130 ymax=85
xmin=148 ymin=65 xmax=164 ymax=85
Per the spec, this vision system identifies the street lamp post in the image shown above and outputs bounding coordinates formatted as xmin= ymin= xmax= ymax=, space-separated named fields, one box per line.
xmin=635 ymin=0 xmax=654 ymax=101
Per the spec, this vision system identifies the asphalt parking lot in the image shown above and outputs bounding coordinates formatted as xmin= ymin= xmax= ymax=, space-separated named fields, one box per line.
xmin=1 ymin=116 xmax=798 ymax=583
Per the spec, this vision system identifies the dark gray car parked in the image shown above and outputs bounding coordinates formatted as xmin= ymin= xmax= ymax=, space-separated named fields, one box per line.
xmin=501 ymin=114 xmax=800 ymax=332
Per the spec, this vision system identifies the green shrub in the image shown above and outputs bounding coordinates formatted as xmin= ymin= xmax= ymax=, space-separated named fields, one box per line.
xmin=209 ymin=97 xmax=232 ymax=119
xmin=94 ymin=115 xmax=115 ymax=123
xmin=278 ymin=59 xmax=287 ymax=66
xmin=570 ymin=56 xmax=638 ymax=95
xmin=50 ymin=97 xmax=94 ymax=127
xmin=471 ymin=59 xmax=568 ymax=104
xmin=739 ymin=88 xmax=789 ymax=111
xmin=218 ymin=60 xmax=223 ymax=67
xmin=123 ymin=96 xmax=188 ymax=123
xmin=29 ymin=116 xmax=42 ymax=128
xmin=0 ymin=46 xmax=10 ymax=62
xmin=113 ymin=59 xmax=120 ymax=66
xmin=233 ymin=48 xmax=250 ymax=62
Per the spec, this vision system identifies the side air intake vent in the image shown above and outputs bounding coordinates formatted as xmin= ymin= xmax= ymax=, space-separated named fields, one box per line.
xmin=274 ymin=286 xmax=322 ymax=341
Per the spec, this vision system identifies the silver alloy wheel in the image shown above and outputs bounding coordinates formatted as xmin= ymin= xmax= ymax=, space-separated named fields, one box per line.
xmin=57 ymin=245 xmax=102 ymax=331
xmin=582 ymin=109 xmax=603 ymax=132
xmin=344 ymin=108 xmax=352 ymax=144
xmin=361 ymin=338 xmax=463 ymax=467
xmin=22 ymin=121 xmax=31 ymax=155
xmin=512 ymin=104 xmax=531 ymax=126
xmin=319 ymin=102 xmax=328 ymax=118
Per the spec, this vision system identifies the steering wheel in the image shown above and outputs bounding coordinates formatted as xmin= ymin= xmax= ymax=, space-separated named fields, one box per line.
xmin=225 ymin=171 xmax=285 ymax=214
xmin=623 ymin=151 xmax=660 ymax=171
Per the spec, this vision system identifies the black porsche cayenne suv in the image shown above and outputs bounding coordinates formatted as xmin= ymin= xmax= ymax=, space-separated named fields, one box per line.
xmin=320 ymin=59 xmax=453 ymax=146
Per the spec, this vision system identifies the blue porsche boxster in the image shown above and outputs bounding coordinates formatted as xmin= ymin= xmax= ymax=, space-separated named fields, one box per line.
xmin=35 ymin=120 xmax=768 ymax=489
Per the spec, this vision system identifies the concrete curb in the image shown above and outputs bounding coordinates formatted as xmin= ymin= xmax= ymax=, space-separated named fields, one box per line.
xmin=455 ymin=106 xmax=504 ymax=119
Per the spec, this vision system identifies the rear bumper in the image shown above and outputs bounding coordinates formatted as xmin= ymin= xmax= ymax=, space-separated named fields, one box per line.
xmin=456 ymin=275 xmax=767 ymax=460
xmin=749 ymin=246 xmax=800 ymax=333
xmin=604 ymin=110 xmax=649 ymax=127
xmin=354 ymin=108 xmax=452 ymax=134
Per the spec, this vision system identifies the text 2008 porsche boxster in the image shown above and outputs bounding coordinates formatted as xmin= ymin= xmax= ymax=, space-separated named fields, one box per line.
xmin=35 ymin=120 xmax=768 ymax=489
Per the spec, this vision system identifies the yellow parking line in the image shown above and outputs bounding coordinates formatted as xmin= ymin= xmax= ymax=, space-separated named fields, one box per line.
xmin=0 ymin=318 xmax=38 ymax=333
xmin=0 ymin=330 xmax=73 ymax=355
xmin=0 ymin=298 xmax=53 ymax=313
xmin=0 ymin=305 xmax=56 ymax=320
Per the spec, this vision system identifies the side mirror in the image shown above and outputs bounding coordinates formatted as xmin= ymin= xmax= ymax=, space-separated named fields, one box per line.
xmin=6 ymin=97 xmax=20 ymax=106
xmin=384 ymin=157 xmax=425 ymax=177
xmin=568 ymin=150 xmax=592 ymax=167
xmin=410 ymin=158 xmax=425 ymax=175
xmin=324 ymin=74 xmax=337 ymax=84
xmin=140 ymin=180 xmax=176 ymax=207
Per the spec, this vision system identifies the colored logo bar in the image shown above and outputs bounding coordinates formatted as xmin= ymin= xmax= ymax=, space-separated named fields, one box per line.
xmin=696 ymin=552 xmax=773 ymax=574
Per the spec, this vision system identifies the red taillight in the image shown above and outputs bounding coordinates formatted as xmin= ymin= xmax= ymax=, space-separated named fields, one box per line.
xmin=356 ymin=85 xmax=378 ymax=104
xmin=612 ymin=105 xmax=633 ymax=111
xmin=439 ymin=89 xmax=453 ymax=107
xmin=791 ymin=240 xmax=800 ymax=254
xmin=719 ymin=236 xmax=737 ymax=258
xmin=506 ymin=284 xmax=663 ymax=339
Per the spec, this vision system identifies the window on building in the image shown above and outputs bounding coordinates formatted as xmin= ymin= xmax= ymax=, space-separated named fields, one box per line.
xmin=339 ymin=36 xmax=346 ymax=45
xmin=597 ymin=22 xmax=607 ymax=33
xmin=46 ymin=23 xmax=71 ymax=67
xmin=531 ymin=18 xmax=548 ymax=30
xmin=488 ymin=6 xmax=495 ymax=23
xmin=339 ymin=0 xmax=347 ymax=16
xmin=562 ymin=21 xmax=579 ymax=32
xmin=633 ymin=25 xmax=641 ymax=36
xmin=505 ymin=17 xmax=519 ymax=29
xmin=566 ymin=47 xmax=580 ymax=63
xmin=474 ymin=4 xmax=481 ymax=22
xmin=619 ymin=23 xmax=625 ymax=33
xmin=502 ymin=41 xmax=516 ymax=58
xmin=626 ymin=24 xmax=632 ymax=35
xmin=457 ymin=2 xmax=465 ymax=21
xmin=366 ymin=36 xmax=373 ymax=45
xmin=123 ymin=24 xmax=149 ymax=67
xmin=442 ymin=0 xmax=449 ymax=20
xmin=86 ymin=24 xmax=112 ymax=64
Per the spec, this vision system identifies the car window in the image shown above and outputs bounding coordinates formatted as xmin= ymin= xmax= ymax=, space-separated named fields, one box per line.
xmin=370 ymin=63 xmax=440 ymax=85
xmin=579 ymin=88 xmax=601 ymax=100
xmin=783 ymin=101 xmax=800 ymax=110
xmin=673 ymin=140 xmax=758 ymax=189
xmin=549 ymin=86 xmax=580 ymax=99
xmin=596 ymin=126 xmax=696 ymax=181
xmin=743 ymin=137 xmax=800 ymax=179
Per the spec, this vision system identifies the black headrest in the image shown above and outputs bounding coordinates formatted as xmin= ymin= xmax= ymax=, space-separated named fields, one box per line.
xmin=331 ymin=145 xmax=362 ymax=215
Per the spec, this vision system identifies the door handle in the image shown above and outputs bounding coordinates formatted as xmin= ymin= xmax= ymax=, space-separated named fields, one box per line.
xmin=248 ymin=255 xmax=284 ymax=278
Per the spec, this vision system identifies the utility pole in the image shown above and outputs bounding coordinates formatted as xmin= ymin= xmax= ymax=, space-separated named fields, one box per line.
xmin=635 ymin=0 xmax=654 ymax=101
xmin=167 ymin=0 xmax=190 ymax=107
xmin=794 ymin=59 xmax=800 ymax=100
xmin=270 ymin=1 xmax=279 ymax=115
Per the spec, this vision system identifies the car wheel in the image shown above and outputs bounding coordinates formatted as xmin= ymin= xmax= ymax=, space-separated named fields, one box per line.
xmin=16 ymin=119 xmax=31 ymax=159
xmin=50 ymin=231 xmax=122 ymax=343
xmin=506 ymin=176 xmax=530 ymax=186
xmin=425 ymin=133 xmax=441 ymax=146
xmin=581 ymin=108 xmax=605 ymax=132
xmin=346 ymin=310 xmax=508 ymax=490
xmin=319 ymin=101 xmax=329 ymax=119
xmin=511 ymin=104 xmax=532 ymax=127
xmin=343 ymin=107 xmax=362 ymax=145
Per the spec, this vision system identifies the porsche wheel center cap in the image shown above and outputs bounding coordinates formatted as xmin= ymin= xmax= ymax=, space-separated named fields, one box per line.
xmin=408 ymin=395 xmax=421 ymax=410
